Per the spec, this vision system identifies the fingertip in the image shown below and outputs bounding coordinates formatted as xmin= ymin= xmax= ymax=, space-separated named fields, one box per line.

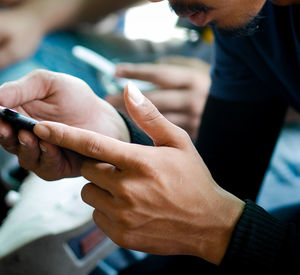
xmin=34 ymin=121 xmax=52 ymax=140
xmin=0 ymin=120 xmax=14 ymax=138
xmin=18 ymin=129 xmax=38 ymax=147
xmin=126 ymin=81 xmax=145 ymax=106
xmin=39 ymin=141 xmax=48 ymax=153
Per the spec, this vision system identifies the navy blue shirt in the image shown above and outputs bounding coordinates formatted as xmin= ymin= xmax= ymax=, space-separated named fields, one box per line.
xmin=210 ymin=2 xmax=300 ymax=110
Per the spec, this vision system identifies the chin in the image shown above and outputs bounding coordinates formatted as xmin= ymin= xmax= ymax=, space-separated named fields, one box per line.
xmin=213 ymin=14 xmax=263 ymax=36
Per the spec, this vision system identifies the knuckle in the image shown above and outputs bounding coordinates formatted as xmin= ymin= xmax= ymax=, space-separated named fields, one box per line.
xmin=115 ymin=209 xmax=135 ymax=229
xmin=12 ymin=83 xmax=25 ymax=103
xmin=117 ymin=183 xmax=135 ymax=203
xmin=81 ymin=183 xmax=91 ymax=203
xmin=113 ymin=231 xmax=131 ymax=248
xmin=86 ymin=139 xmax=102 ymax=155
xmin=175 ymin=127 xmax=192 ymax=147
xmin=177 ymin=126 xmax=190 ymax=141
xmin=36 ymin=68 xmax=51 ymax=76
xmin=28 ymin=69 xmax=55 ymax=91
xmin=93 ymin=210 xmax=133 ymax=249
xmin=29 ymin=69 xmax=49 ymax=79
xmin=134 ymin=157 xmax=152 ymax=175
xmin=53 ymin=127 xmax=67 ymax=146
xmin=143 ymin=107 xmax=162 ymax=124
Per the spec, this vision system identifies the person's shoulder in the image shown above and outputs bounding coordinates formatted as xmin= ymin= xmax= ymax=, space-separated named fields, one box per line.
xmin=209 ymin=2 xmax=292 ymax=102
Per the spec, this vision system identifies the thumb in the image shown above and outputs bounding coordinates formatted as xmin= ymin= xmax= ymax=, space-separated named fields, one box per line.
xmin=0 ymin=70 xmax=53 ymax=108
xmin=124 ymin=81 xmax=189 ymax=148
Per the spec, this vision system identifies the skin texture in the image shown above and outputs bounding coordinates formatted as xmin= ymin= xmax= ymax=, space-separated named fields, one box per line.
xmin=0 ymin=70 xmax=130 ymax=180
xmin=0 ymin=71 xmax=244 ymax=265
xmin=0 ymin=0 xmax=298 ymax=267
xmin=33 ymin=82 xmax=245 ymax=265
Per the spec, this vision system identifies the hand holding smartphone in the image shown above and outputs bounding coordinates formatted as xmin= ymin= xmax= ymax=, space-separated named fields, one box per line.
xmin=0 ymin=106 xmax=38 ymax=131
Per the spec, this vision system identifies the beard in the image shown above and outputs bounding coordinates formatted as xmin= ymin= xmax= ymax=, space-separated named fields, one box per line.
xmin=211 ymin=12 xmax=265 ymax=37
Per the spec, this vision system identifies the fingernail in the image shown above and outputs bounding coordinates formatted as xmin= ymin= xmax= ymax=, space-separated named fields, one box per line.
xmin=127 ymin=81 xmax=144 ymax=105
xmin=19 ymin=139 xmax=27 ymax=147
xmin=40 ymin=143 xmax=47 ymax=153
xmin=35 ymin=124 xmax=50 ymax=139
xmin=18 ymin=136 xmax=28 ymax=147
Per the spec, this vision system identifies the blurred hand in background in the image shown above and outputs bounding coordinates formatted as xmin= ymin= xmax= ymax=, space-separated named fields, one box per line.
xmin=107 ymin=61 xmax=211 ymax=140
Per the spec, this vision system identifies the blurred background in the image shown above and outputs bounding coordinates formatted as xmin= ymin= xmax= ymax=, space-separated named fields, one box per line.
xmin=1 ymin=1 xmax=299 ymax=275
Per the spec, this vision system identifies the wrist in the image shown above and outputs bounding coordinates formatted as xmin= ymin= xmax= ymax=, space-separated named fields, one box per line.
xmin=192 ymin=187 xmax=245 ymax=265
xmin=110 ymin=111 xmax=131 ymax=143
xmin=91 ymin=100 xmax=131 ymax=143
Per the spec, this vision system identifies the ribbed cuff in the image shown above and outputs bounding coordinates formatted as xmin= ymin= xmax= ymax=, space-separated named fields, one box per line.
xmin=221 ymin=200 xmax=288 ymax=272
xmin=118 ymin=112 xmax=154 ymax=146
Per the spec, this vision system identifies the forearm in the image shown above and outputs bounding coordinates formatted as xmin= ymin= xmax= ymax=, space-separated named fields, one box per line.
xmin=221 ymin=200 xmax=300 ymax=272
xmin=15 ymin=0 xmax=143 ymax=35
xmin=195 ymin=95 xmax=295 ymax=269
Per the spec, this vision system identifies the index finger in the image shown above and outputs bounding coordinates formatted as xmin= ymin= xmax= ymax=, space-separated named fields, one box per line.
xmin=34 ymin=121 xmax=137 ymax=169
xmin=145 ymin=90 xmax=190 ymax=113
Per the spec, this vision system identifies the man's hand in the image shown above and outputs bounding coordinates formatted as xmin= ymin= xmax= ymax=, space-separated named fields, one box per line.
xmin=0 ymin=70 xmax=129 ymax=180
xmin=34 ymin=82 xmax=244 ymax=265
xmin=0 ymin=0 xmax=142 ymax=69
xmin=0 ymin=4 xmax=43 ymax=69
xmin=106 ymin=63 xmax=211 ymax=140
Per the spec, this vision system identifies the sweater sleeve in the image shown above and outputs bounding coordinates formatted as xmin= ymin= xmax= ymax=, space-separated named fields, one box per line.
xmin=221 ymin=200 xmax=300 ymax=272
xmin=118 ymin=112 xmax=154 ymax=146
xmin=195 ymin=95 xmax=300 ymax=272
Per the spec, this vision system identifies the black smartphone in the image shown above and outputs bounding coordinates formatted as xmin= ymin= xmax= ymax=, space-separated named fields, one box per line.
xmin=0 ymin=107 xmax=38 ymax=131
